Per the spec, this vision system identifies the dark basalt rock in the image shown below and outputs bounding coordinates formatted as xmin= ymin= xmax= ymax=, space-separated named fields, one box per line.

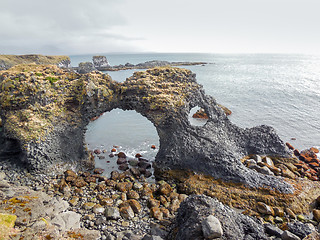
xmin=0 ymin=64 xmax=292 ymax=192
xmin=173 ymin=195 xmax=268 ymax=240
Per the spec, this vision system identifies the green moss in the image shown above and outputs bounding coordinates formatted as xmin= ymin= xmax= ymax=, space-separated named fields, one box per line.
xmin=0 ymin=213 xmax=16 ymax=228
xmin=45 ymin=76 xmax=59 ymax=85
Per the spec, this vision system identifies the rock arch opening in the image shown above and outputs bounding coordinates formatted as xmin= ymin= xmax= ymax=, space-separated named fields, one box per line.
xmin=188 ymin=106 xmax=209 ymax=127
xmin=85 ymin=108 xmax=159 ymax=180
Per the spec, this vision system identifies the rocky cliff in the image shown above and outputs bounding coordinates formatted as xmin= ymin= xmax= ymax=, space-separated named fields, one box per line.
xmin=0 ymin=54 xmax=71 ymax=70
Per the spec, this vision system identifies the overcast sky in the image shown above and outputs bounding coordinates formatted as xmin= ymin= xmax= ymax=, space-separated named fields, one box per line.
xmin=1 ymin=0 xmax=320 ymax=55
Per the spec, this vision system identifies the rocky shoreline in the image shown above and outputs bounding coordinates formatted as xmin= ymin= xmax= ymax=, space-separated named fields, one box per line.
xmin=1 ymin=56 xmax=320 ymax=239
xmin=75 ymin=56 xmax=208 ymax=73
xmin=1 ymin=147 xmax=320 ymax=240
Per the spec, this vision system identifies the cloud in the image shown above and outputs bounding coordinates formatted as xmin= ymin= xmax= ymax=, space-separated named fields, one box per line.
xmin=0 ymin=0 xmax=141 ymax=54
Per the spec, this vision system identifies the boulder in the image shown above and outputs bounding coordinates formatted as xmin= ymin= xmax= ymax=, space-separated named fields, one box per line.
xmin=201 ymin=215 xmax=223 ymax=239
xmin=173 ymin=195 xmax=268 ymax=240
xmin=92 ymin=56 xmax=110 ymax=69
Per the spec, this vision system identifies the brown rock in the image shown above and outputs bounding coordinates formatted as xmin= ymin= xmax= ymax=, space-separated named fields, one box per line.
xmin=286 ymin=142 xmax=295 ymax=150
xmin=313 ymin=209 xmax=320 ymax=222
xmin=111 ymin=148 xmax=116 ymax=152
xmin=169 ymin=199 xmax=180 ymax=213
xmin=301 ymin=149 xmax=318 ymax=158
xmin=309 ymin=162 xmax=320 ymax=168
xmin=118 ymin=164 xmax=129 ymax=171
xmin=135 ymin=153 xmax=142 ymax=158
xmin=94 ymin=168 xmax=104 ymax=174
xmin=284 ymin=163 xmax=298 ymax=172
xmin=294 ymin=149 xmax=300 ymax=156
xmin=141 ymin=187 xmax=153 ymax=199
xmin=127 ymin=190 xmax=140 ymax=200
xmin=65 ymin=169 xmax=77 ymax=178
xmin=144 ymin=170 xmax=152 ymax=178
xmin=105 ymin=179 xmax=116 ymax=187
xmin=81 ymin=171 xmax=91 ymax=177
xmin=100 ymin=197 xmax=113 ymax=206
xmin=117 ymin=158 xmax=127 ymax=164
xmin=110 ymin=171 xmax=120 ymax=180
xmin=158 ymin=183 xmax=173 ymax=196
xmin=148 ymin=199 xmax=160 ymax=208
xmin=150 ymin=207 xmax=163 ymax=220
xmin=192 ymin=109 xmax=209 ymax=119
xmin=160 ymin=208 xmax=171 ymax=218
xmin=280 ymin=166 xmax=296 ymax=179
xmin=311 ymin=147 xmax=319 ymax=154
xmin=285 ymin=208 xmax=296 ymax=219
xmin=169 ymin=192 xmax=179 ymax=200
xmin=178 ymin=194 xmax=188 ymax=202
xmin=96 ymin=183 xmax=106 ymax=192
xmin=85 ymin=176 xmax=97 ymax=183
xmin=127 ymin=199 xmax=142 ymax=214
xmin=273 ymin=207 xmax=284 ymax=217
xmin=116 ymin=182 xmax=133 ymax=192
xmin=73 ymin=177 xmax=88 ymax=188
xmin=160 ymin=196 xmax=169 ymax=208
xmin=264 ymin=215 xmax=274 ymax=224
xmin=130 ymin=167 xmax=140 ymax=176
xmin=58 ymin=178 xmax=68 ymax=192
xmin=94 ymin=149 xmax=101 ymax=154
xmin=151 ymin=145 xmax=156 ymax=149
xmin=120 ymin=206 xmax=134 ymax=219
xmin=256 ymin=202 xmax=274 ymax=215
xmin=117 ymin=152 xmax=126 ymax=158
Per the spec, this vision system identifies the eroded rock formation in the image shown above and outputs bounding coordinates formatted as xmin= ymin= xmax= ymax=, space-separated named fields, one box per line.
xmin=93 ymin=56 xmax=110 ymax=69
xmin=0 ymin=64 xmax=292 ymax=193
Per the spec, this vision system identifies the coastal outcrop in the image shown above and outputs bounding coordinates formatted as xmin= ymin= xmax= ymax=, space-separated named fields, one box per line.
xmin=93 ymin=56 xmax=110 ymax=68
xmin=0 ymin=54 xmax=71 ymax=70
xmin=0 ymin=64 xmax=291 ymax=190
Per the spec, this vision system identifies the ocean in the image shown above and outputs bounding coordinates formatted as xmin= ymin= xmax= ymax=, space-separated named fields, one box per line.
xmin=70 ymin=53 xmax=320 ymax=175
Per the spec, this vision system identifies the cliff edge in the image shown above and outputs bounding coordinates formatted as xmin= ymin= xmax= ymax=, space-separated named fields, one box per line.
xmin=0 ymin=54 xmax=71 ymax=70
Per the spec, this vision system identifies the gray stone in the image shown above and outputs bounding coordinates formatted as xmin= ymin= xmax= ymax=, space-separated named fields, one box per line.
xmin=259 ymin=166 xmax=275 ymax=175
xmin=201 ymin=215 xmax=223 ymax=239
xmin=150 ymin=222 xmax=168 ymax=239
xmin=245 ymin=159 xmax=256 ymax=167
xmin=174 ymin=195 xmax=268 ymax=240
xmin=264 ymin=223 xmax=283 ymax=237
xmin=287 ymin=221 xmax=314 ymax=239
xmin=78 ymin=62 xmax=96 ymax=74
xmin=31 ymin=219 xmax=47 ymax=231
xmin=104 ymin=207 xmax=120 ymax=220
xmin=281 ymin=230 xmax=300 ymax=240
xmin=61 ymin=211 xmax=81 ymax=230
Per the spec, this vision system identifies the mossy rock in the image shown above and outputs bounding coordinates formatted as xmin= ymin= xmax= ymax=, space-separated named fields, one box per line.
xmin=0 ymin=213 xmax=17 ymax=228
